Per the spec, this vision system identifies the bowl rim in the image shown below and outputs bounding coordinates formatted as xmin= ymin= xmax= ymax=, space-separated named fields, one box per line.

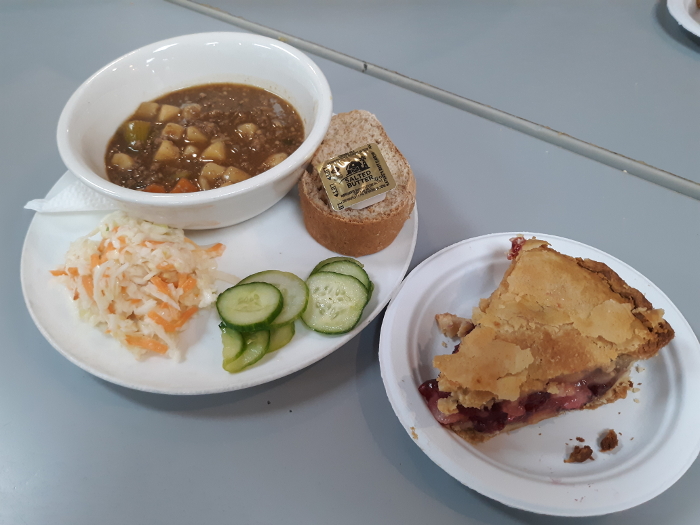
xmin=56 ymin=31 xmax=332 ymax=207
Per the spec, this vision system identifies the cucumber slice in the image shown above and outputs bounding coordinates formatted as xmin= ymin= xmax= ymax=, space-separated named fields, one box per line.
xmin=268 ymin=323 xmax=295 ymax=352
xmin=311 ymin=256 xmax=364 ymax=275
xmin=302 ymin=272 xmax=369 ymax=334
xmin=217 ymin=282 xmax=283 ymax=332
xmin=238 ymin=270 xmax=308 ymax=326
xmin=223 ymin=330 xmax=270 ymax=373
xmin=220 ymin=323 xmax=244 ymax=364
xmin=314 ymin=260 xmax=371 ymax=291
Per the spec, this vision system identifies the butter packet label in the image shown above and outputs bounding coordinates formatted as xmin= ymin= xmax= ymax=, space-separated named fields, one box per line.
xmin=318 ymin=143 xmax=396 ymax=212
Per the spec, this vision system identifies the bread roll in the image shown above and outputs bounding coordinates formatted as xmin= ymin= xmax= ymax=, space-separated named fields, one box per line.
xmin=298 ymin=110 xmax=416 ymax=257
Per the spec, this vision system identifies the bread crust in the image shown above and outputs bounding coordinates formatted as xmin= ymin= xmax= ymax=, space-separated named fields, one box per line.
xmin=299 ymin=186 xmax=413 ymax=256
xmin=298 ymin=110 xmax=416 ymax=256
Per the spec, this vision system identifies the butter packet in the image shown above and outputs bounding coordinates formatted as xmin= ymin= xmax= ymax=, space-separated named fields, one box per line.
xmin=317 ymin=143 xmax=396 ymax=211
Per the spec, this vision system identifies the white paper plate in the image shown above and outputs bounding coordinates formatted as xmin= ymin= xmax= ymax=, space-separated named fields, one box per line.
xmin=21 ymin=172 xmax=417 ymax=394
xmin=667 ymin=0 xmax=700 ymax=37
xmin=379 ymin=233 xmax=700 ymax=516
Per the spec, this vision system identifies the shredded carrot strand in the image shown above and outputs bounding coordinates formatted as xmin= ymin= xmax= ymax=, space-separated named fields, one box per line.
xmin=179 ymin=275 xmax=197 ymax=293
xmin=148 ymin=305 xmax=198 ymax=332
xmin=173 ymin=306 xmax=198 ymax=328
xmin=67 ymin=267 xmax=79 ymax=277
xmin=50 ymin=269 xmax=67 ymax=276
xmin=147 ymin=311 xmax=178 ymax=332
xmin=156 ymin=262 xmax=175 ymax=270
xmin=90 ymin=253 xmax=100 ymax=269
xmin=150 ymin=276 xmax=172 ymax=298
xmin=82 ymin=275 xmax=94 ymax=300
xmin=205 ymin=243 xmax=225 ymax=257
xmin=159 ymin=302 xmax=179 ymax=319
xmin=125 ymin=335 xmax=168 ymax=354
xmin=107 ymin=303 xmax=116 ymax=314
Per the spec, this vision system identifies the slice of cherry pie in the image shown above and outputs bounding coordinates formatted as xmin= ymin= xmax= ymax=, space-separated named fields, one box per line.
xmin=420 ymin=237 xmax=674 ymax=443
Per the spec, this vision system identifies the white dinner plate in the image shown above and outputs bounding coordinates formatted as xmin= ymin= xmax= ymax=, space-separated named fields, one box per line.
xmin=379 ymin=233 xmax=700 ymax=516
xmin=667 ymin=0 xmax=700 ymax=38
xmin=22 ymin=172 xmax=417 ymax=394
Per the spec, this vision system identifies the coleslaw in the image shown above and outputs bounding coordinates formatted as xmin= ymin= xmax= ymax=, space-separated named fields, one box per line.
xmin=51 ymin=212 xmax=225 ymax=360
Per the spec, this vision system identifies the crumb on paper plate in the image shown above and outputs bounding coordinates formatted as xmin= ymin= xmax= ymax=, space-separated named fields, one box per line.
xmin=565 ymin=445 xmax=594 ymax=463
xmin=410 ymin=427 xmax=418 ymax=440
xmin=599 ymin=429 xmax=619 ymax=452
xmin=575 ymin=437 xmax=585 ymax=443
xmin=435 ymin=313 xmax=474 ymax=338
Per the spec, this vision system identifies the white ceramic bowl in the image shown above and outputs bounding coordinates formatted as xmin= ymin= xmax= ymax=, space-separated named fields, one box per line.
xmin=57 ymin=32 xmax=332 ymax=229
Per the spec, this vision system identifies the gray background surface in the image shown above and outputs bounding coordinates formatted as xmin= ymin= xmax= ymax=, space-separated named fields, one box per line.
xmin=2 ymin=1 xmax=699 ymax=524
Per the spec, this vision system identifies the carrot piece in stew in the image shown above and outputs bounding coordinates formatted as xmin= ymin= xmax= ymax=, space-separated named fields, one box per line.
xmin=170 ymin=178 xmax=198 ymax=193
xmin=144 ymin=184 xmax=166 ymax=193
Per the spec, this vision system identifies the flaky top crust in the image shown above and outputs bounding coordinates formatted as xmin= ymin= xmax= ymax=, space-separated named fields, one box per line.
xmin=434 ymin=239 xmax=674 ymax=407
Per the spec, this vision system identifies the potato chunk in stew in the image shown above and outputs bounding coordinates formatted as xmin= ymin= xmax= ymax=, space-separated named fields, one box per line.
xmin=162 ymin=123 xmax=184 ymax=141
xmin=186 ymin=126 xmax=208 ymax=143
xmin=201 ymin=141 xmax=226 ymax=163
xmin=105 ymin=83 xmax=304 ymax=193
xmin=158 ymin=104 xmax=180 ymax=122
xmin=154 ymin=140 xmax=180 ymax=162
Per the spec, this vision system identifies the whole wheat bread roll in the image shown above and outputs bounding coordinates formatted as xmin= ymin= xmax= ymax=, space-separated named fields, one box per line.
xmin=298 ymin=110 xmax=416 ymax=256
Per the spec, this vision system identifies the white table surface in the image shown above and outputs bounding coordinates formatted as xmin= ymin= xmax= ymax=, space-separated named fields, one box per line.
xmin=3 ymin=1 xmax=700 ymax=524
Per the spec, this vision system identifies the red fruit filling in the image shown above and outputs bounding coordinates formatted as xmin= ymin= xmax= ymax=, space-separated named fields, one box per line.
xmin=419 ymin=366 xmax=626 ymax=436
xmin=507 ymin=236 xmax=527 ymax=260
